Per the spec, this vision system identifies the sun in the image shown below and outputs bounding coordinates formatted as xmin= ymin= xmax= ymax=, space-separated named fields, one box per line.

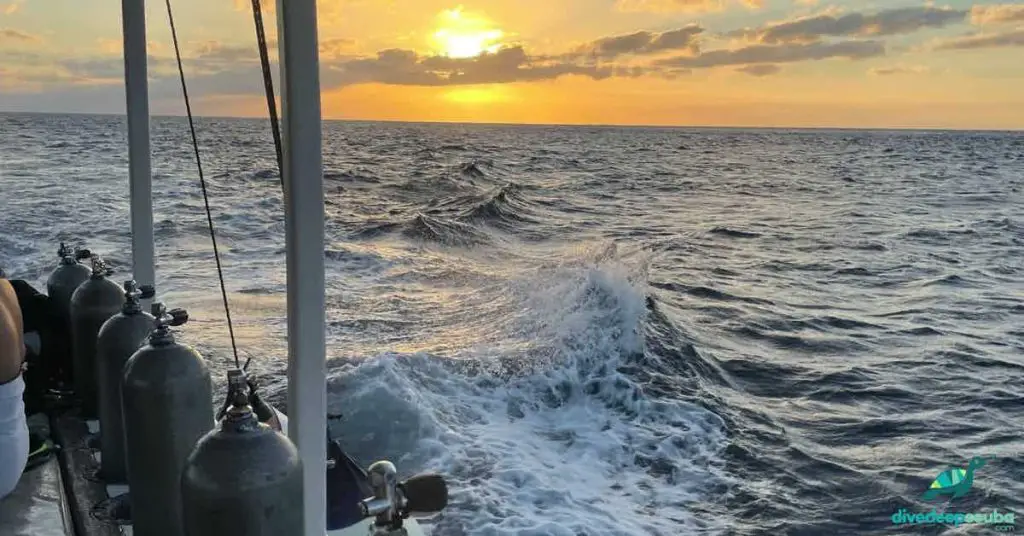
xmin=432 ymin=6 xmax=504 ymax=58
xmin=434 ymin=28 xmax=503 ymax=58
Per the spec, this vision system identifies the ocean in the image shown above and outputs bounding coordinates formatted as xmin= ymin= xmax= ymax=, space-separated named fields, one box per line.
xmin=1 ymin=112 xmax=1022 ymax=535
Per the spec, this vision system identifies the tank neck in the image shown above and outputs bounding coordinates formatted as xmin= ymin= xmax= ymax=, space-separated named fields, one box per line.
xmin=121 ymin=281 xmax=153 ymax=315
xmin=223 ymin=403 xmax=262 ymax=434
xmin=148 ymin=327 xmax=176 ymax=346
xmin=122 ymin=301 xmax=144 ymax=315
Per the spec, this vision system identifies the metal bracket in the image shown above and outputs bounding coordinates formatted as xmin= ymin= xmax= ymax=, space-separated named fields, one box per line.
xmin=357 ymin=463 xmax=448 ymax=534
xmin=361 ymin=461 xmax=405 ymax=531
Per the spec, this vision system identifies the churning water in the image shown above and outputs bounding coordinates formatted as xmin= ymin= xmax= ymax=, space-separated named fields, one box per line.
xmin=1 ymin=113 xmax=1022 ymax=535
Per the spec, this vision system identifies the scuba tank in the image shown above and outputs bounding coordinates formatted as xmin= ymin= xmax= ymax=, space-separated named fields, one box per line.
xmin=69 ymin=254 xmax=125 ymax=417
xmin=182 ymin=368 xmax=304 ymax=536
xmin=46 ymin=241 xmax=92 ymax=324
xmin=122 ymin=302 xmax=213 ymax=536
xmin=94 ymin=280 xmax=155 ymax=483
xmin=45 ymin=242 xmax=92 ymax=392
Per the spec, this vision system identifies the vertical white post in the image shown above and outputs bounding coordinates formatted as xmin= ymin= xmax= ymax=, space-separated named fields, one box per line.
xmin=121 ymin=0 xmax=155 ymax=303
xmin=121 ymin=0 xmax=155 ymax=300
xmin=276 ymin=0 xmax=326 ymax=534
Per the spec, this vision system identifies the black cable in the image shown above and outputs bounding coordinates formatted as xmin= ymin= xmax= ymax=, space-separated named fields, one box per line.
xmin=250 ymin=0 xmax=285 ymax=192
xmin=164 ymin=0 xmax=242 ymax=370
xmin=248 ymin=0 xmax=286 ymax=371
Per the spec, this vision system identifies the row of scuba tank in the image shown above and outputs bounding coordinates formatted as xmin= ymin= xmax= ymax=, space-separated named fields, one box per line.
xmin=48 ymin=242 xmax=306 ymax=536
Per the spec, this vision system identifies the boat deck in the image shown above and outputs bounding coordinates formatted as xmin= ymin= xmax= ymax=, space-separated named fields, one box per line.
xmin=0 ymin=415 xmax=72 ymax=536
xmin=2 ymin=412 xmax=424 ymax=536
xmin=0 ymin=412 xmax=127 ymax=536
xmin=53 ymin=415 xmax=127 ymax=536
xmin=0 ymin=455 xmax=73 ymax=535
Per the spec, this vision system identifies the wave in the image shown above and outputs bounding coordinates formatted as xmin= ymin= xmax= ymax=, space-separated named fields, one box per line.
xmin=458 ymin=182 xmax=540 ymax=228
xmin=726 ymin=325 xmax=868 ymax=354
xmin=257 ymin=246 xmax=735 ymax=536
xmin=324 ymin=168 xmax=381 ymax=184
xmin=351 ymin=213 xmax=492 ymax=247
xmin=650 ymin=281 xmax=775 ymax=306
xmin=457 ymin=161 xmax=486 ymax=179
xmin=709 ymin=227 xmax=762 ymax=239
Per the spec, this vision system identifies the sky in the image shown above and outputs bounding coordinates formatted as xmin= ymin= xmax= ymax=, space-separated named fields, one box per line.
xmin=1 ymin=0 xmax=1023 ymax=128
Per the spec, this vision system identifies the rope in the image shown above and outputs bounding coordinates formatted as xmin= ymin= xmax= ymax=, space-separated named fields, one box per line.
xmin=164 ymin=0 xmax=242 ymax=370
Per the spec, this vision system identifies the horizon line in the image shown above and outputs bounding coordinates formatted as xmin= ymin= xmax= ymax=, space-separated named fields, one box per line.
xmin=2 ymin=110 xmax=1023 ymax=133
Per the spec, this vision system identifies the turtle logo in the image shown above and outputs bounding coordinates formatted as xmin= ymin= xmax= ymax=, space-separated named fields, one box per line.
xmin=922 ymin=456 xmax=988 ymax=500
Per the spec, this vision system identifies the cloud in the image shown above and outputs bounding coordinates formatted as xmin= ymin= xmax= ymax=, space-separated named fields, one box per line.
xmin=736 ymin=64 xmax=781 ymax=76
xmin=970 ymin=5 xmax=1024 ymax=25
xmin=615 ymin=0 xmax=757 ymax=13
xmin=231 ymin=0 xmax=346 ymax=28
xmin=193 ymin=41 xmax=260 ymax=63
xmin=574 ymin=25 xmax=703 ymax=59
xmin=934 ymin=28 xmax=1024 ymax=50
xmin=868 ymin=65 xmax=929 ymax=75
xmin=3 ymin=0 xmax=23 ymax=15
xmin=320 ymin=37 xmax=356 ymax=59
xmin=331 ymin=46 xmax=614 ymax=87
xmin=95 ymin=38 xmax=167 ymax=57
xmin=732 ymin=6 xmax=967 ymax=44
xmin=0 ymin=27 xmax=38 ymax=43
xmin=0 ymin=51 xmax=132 ymax=92
xmin=657 ymin=39 xmax=884 ymax=68
xmin=1 ymin=22 xmax=893 ymax=98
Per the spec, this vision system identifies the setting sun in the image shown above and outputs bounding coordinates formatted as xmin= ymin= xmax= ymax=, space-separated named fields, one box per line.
xmin=432 ymin=6 xmax=504 ymax=58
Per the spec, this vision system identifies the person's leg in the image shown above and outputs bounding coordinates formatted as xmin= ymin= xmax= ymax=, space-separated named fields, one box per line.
xmin=0 ymin=374 xmax=30 ymax=499
xmin=0 ymin=278 xmax=29 ymax=499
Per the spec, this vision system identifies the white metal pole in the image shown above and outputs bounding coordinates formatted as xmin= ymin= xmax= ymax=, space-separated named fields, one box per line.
xmin=276 ymin=0 xmax=327 ymax=534
xmin=121 ymin=0 xmax=155 ymax=304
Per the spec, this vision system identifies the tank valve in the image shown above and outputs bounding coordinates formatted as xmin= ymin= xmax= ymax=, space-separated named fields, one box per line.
xmin=58 ymin=242 xmax=91 ymax=265
xmin=216 ymin=369 xmax=254 ymax=422
xmin=149 ymin=302 xmax=189 ymax=345
xmin=58 ymin=242 xmax=74 ymax=263
xmin=152 ymin=302 xmax=189 ymax=328
xmin=89 ymin=255 xmax=114 ymax=277
xmin=226 ymin=369 xmax=249 ymax=405
xmin=122 ymin=281 xmax=155 ymax=313
xmin=359 ymin=461 xmax=448 ymax=534
xmin=124 ymin=280 xmax=156 ymax=301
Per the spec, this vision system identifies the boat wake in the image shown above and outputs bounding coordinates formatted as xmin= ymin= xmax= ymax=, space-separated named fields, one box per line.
xmin=255 ymin=246 xmax=736 ymax=535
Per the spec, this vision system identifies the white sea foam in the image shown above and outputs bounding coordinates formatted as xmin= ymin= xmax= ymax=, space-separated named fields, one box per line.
xmin=321 ymin=249 xmax=732 ymax=535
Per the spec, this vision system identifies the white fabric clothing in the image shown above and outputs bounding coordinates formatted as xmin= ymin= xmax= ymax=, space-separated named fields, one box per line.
xmin=0 ymin=373 xmax=29 ymax=500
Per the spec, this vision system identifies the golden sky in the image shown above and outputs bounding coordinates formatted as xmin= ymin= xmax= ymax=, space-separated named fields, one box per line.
xmin=1 ymin=0 xmax=1023 ymax=128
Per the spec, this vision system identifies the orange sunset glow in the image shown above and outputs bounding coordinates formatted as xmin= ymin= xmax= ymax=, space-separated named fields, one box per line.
xmin=1 ymin=0 xmax=1023 ymax=129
